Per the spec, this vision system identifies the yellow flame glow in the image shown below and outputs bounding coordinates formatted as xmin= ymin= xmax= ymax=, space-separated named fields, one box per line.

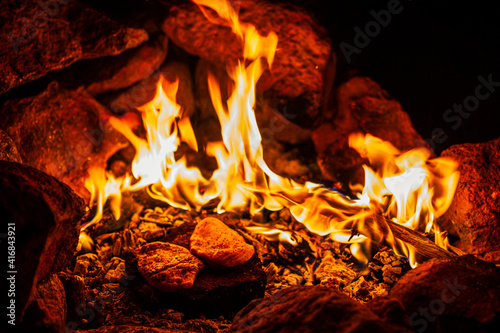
xmin=83 ymin=0 xmax=459 ymax=267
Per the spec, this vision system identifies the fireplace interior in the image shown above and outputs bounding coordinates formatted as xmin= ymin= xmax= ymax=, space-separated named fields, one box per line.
xmin=1 ymin=1 xmax=499 ymax=333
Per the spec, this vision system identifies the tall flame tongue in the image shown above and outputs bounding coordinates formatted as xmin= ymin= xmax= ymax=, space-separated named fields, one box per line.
xmin=83 ymin=0 xmax=459 ymax=267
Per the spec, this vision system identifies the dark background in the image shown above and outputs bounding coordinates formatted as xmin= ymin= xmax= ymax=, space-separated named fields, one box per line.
xmin=303 ymin=0 xmax=500 ymax=153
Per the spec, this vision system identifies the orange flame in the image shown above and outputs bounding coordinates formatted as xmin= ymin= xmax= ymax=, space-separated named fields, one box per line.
xmin=83 ymin=0 xmax=459 ymax=267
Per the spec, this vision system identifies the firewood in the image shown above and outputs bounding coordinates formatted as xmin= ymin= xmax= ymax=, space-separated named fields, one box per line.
xmin=362 ymin=214 xmax=457 ymax=264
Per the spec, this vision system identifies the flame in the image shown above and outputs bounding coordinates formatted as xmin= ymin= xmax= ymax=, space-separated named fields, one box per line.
xmin=82 ymin=0 xmax=459 ymax=267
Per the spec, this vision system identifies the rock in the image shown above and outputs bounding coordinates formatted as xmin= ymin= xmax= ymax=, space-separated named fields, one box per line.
xmin=135 ymin=242 xmax=205 ymax=292
xmin=0 ymin=0 xmax=148 ymax=95
xmin=367 ymin=297 xmax=414 ymax=333
xmin=59 ymin=33 xmax=168 ymax=96
xmin=0 ymin=81 xmax=127 ymax=199
xmin=312 ymin=77 xmax=430 ymax=186
xmin=230 ymin=285 xmax=390 ymax=333
xmin=0 ymin=161 xmax=85 ymax=322
xmin=439 ymin=137 xmax=500 ymax=262
xmin=125 ymin=221 xmax=266 ymax=316
xmin=104 ymin=61 xmax=195 ymax=118
xmin=389 ymin=255 xmax=500 ymax=333
xmin=0 ymin=129 xmax=21 ymax=162
xmin=83 ymin=326 xmax=183 ymax=333
xmin=164 ymin=0 xmax=332 ymax=127
xmin=195 ymin=56 xmax=312 ymax=140
xmin=190 ymin=217 xmax=255 ymax=268
xmin=22 ymin=274 xmax=67 ymax=332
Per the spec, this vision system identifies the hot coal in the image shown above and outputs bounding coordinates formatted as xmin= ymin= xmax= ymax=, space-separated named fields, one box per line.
xmin=0 ymin=129 xmax=21 ymax=162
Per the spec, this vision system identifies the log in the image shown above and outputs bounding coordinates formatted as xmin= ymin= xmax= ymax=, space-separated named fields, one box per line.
xmin=359 ymin=214 xmax=457 ymax=264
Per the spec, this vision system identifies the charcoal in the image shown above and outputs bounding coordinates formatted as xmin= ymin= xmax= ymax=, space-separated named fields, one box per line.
xmin=164 ymin=0 xmax=332 ymax=127
xmin=0 ymin=0 xmax=148 ymax=95
xmin=230 ymin=285 xmax=390 ymax=333
xmin=389 ymin=255 xmax=500 ymax=333
xmin=0 ymin=161 xmax=85 ymax=322
xmin=0 ymin=81 xmax=128 ymax=199
xmin=22 ymin=274 xmax=67 ymax=332
xmin=58 ymin=271 xmax=88 ymax=328
xmin=58 ymin=33 xmax=168 ymax=96
xmin=314 ymin=251 xmax=356 ymax=288
xmin=344 ymin=276 xmax=389 ymax=303
xmin=366 ymin=297 xmax=414 ymax=333
xmin=74 ymin=253 xmax=104 ymax=278
xmin=312 ymin=77 xmax=430 ymax=186
xmin=439 ymin=137 xmax=500 ymax=262
xmin=0 ymin=129 xmax=21 ymax=162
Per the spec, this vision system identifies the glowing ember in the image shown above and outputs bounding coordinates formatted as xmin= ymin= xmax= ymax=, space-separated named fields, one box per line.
xmin=83 ymin=0 xmax=459 ymax=267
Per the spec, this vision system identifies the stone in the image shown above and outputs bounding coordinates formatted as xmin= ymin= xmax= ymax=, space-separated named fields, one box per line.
xmin=0 ymin=161 xmax=85 ymax=322
xmin=59 ymin=33 xmax=168 ymax=96
xmin=312 ymin=77 xmax=430 ymax=186
xmin=190 ymin=217 xmax=255 ymax=268
xmin=389 ymin=255 xmax=500 ymax=333
xmin=83 ymin=326 xmax=183 ymax=333
xmin=125 ymin=221 xmax=266 ymax=316
xmin=439 ymin=137 xmax=500 ymax=262
xmin=366 ymin=297 xmax=414 ymax=333
xmin=0 ymin=0 xmax=148 ymax=94
xmin=135 ymin=242 xmax=205 ymax=292
xmin=0 ymin=129 xmax=21 ymax=162
xmin=0 ymin=81 xmax=128 ymax=199
xmin=104 ymin=61 xmax=195 ymax=118
xmin=22 ymin=274 xmax=67 ymax=332
xmin=164 ymin=0 xmax=332 ymax=127
xmin=230 ymin=285 xmax=390 ymax=332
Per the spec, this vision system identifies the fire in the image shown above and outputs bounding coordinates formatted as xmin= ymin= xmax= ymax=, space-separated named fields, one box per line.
xmin=83 ymin=0 xmax=459 ymax=267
